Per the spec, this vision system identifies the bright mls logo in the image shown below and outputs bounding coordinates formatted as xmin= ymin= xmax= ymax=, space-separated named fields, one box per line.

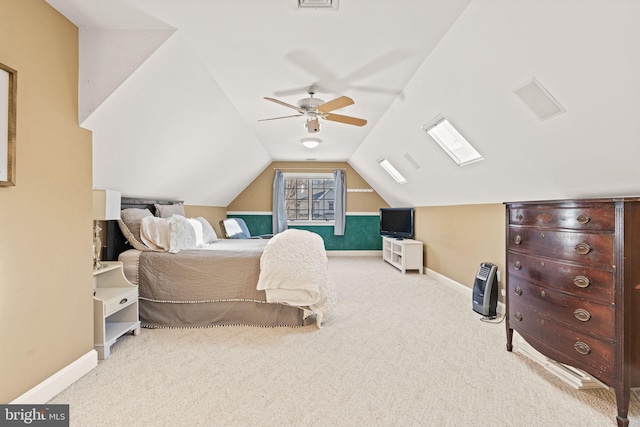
xmin=0 ymin=405 xmax=69 ymax=426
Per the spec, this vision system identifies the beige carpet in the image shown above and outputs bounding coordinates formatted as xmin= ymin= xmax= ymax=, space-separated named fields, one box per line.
xmin=50 ymin=257 xmax=640 ymax=426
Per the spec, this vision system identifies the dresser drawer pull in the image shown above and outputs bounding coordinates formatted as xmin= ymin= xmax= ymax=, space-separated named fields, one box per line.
xmin=576 ymin=214 xmax=590 ymax=224
xmin=515 ymin=213 xmax=523 ymax=221
xmin=514 ymin=312 xmax=523 ymax=321
xmin=540 ymin=290 xmax=546 ymax=297
xmin=514 ymin=287 xmax=523 ymax=296
xmin=514 ymin=261 xmax=522 ymax=270
xmin=574 ymin=341 xmax=591 ymax=355
xmin=514 ymin=235 xmax=522 ymax=245
xmin=573 ymin=275 xmax=590 ymax=288
xmin=119 ymin=298 xmax=128 ymax=305
xmin=574 ymin=308 xmax=591 ymax=322
xmin=575 ymin=243 xmax=591 ymax=255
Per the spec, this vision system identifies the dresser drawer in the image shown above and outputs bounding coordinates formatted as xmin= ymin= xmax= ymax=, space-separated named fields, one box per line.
xmin=508 ymin=227 xmax=614 ymax=267
xmin=507 ymin=252 xmax=614 ymax=304
xmin=509 ymin=302 xmax=615 ymax=377
xmin=508 ymin=276 xmax=615 ymax=340
xmin=509 ymin=206 xmax=615 ymax=231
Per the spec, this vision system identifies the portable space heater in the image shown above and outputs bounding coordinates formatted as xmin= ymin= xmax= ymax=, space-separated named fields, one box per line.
xmin=472 ymin=262 xmax=498 ymax=317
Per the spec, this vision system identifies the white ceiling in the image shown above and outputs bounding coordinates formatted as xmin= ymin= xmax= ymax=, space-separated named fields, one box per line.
xmin=46 ymin=0 xmax=640 ymax=207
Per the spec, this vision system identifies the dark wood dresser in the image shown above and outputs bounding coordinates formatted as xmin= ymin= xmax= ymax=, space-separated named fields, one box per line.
xmin=505 ymin=198 xmax=640 ymax=427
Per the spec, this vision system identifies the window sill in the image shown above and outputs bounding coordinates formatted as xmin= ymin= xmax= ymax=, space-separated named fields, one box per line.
xmin=287 ymin=221 xmax=335 ymax=227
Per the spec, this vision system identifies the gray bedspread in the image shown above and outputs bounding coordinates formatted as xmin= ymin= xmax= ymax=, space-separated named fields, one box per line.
xmin=126 ymin=239 xmax=310 ymax=328
xmin=138 ymin=239 xmax=269 ymax=303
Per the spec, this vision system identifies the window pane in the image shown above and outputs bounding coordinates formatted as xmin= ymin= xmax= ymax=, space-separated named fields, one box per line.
xmin=311 ymin=178 xmax=335 ymax=220
xmin=285 ymin=178 xmax=309 ymax=220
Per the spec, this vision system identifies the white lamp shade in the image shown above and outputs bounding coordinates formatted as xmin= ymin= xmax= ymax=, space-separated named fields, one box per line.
xmin=92 ymin=189 xmax=121 ymax=220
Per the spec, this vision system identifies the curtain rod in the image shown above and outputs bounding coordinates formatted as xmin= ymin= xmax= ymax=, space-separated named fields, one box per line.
xmin=273 ymin=167 xmax=347 ymax=171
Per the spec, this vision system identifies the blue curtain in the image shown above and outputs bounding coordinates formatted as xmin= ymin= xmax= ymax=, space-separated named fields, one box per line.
xmin=272 ymin=169 xmax=288 ymax=234
xmin=334 ymin=169 xmax=346 ymax=236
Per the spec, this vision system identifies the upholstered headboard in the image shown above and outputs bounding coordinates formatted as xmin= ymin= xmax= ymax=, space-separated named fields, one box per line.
xmin=103 ymin=196 xmax=183 ymax=261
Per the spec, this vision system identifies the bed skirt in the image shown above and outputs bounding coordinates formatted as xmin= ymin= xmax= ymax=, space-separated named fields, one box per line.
xmin=139 ymin=299 xmax=313 ymax=328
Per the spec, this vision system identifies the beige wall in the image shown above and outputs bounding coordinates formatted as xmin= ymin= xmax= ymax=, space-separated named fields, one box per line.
xmin=228 ymin=161 xmax=388 ymax=213
xmin=414 ymin=204 xmax=506 ymax=296
xmin=183 ymin=205 xmax=227 ymax=239
xmin=0 ymin=0 xmax=93 ymax=402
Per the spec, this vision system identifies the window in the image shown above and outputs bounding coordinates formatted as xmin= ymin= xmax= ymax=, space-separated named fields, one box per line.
xmin=423 ymin=115 xmax=483 ymax=166
xmin=378 ymin=158 xmax=407 ymax=184
xmin=284 ymin=173 xmax=335 ymax=223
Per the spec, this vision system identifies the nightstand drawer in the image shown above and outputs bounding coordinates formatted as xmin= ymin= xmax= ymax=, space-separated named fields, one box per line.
xmin=97 ymin=287 xmax=138 ymax=317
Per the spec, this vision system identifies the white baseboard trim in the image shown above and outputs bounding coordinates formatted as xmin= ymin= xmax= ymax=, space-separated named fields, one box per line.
xmin=327 ymin=250 xmax=381 ymax=257
xmin=425 ymin=268 xmax=505 ymax=315
xmin=513 ymin=332 xmax=607 ymax=390
xmin=10 ymin=350 xmax=98 ymax=404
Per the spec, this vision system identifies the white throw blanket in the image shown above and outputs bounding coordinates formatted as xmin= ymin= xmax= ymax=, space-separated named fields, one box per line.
xmin=257 ymin=229 xmax=336 ymax=327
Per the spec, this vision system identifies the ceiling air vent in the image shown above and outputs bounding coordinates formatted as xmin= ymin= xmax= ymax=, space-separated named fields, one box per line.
xmin=297 ymin=0 xmax=339 ymax=10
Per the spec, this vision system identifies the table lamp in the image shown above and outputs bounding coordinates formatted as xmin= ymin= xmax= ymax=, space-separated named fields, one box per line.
xmin=92 ymin=189 xmax=121 ymax=270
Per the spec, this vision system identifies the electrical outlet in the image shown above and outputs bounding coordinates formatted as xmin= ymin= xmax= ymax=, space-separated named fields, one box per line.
xmin=501 ymin=288 xmax=506 ymax=297
xmin=496 ymin=270 xmax=501 ymax=283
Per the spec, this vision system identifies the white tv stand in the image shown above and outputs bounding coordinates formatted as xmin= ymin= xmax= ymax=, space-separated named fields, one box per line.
xmin=382 ymin=236 xmax=423 ymax=274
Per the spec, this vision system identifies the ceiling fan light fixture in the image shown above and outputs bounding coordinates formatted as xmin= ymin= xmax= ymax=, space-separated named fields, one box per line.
xmin=297 ymin=96 xmax=325 ymax=110
xmin=304 ymin=117 xmax=321 ymax=133
xmin=301 ymin=138 xmax=321 ymax=148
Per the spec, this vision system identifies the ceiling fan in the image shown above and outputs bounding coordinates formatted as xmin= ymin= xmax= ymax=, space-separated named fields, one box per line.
xmin=259 ymin=89 xmax=367 ymax=133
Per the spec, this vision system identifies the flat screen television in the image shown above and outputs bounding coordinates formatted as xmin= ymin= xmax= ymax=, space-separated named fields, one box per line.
xmin=380 ymin=207 xmax=414 ymax=239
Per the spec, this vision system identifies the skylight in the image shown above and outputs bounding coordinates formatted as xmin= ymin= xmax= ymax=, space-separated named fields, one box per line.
xmin=378 ymin=158 xmax=407 ymax=184
xmin=296 ymin=0 xmax=339 ymax=10
xmin=423 ymin=116 xmax=483 ymax=166
xmin=513 ymin=77 xmax=566 ymax=121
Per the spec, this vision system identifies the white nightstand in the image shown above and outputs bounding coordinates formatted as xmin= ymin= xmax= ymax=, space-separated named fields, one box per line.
xmin=93 ymin=261 xmax=141 ymax=359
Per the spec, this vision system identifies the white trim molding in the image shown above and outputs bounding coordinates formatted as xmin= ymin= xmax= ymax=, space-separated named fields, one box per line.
xmin=513 ymin=332 xmax=607 ymax=390
xmin=425 ymin=268 xmax=505 ymax=315
xmin=10 ymin=350 xmax=98 ymax=404
xmin=327 ymin=250 xmax=381 ymax=257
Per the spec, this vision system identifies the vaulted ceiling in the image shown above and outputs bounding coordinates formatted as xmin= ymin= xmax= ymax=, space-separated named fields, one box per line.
xmin=46 ymin=0 xmax=640 ymax=207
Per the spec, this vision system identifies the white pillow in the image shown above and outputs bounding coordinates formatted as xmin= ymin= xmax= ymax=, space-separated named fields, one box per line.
xmin=187 ymin=218 xmax=205 ymax=247
xmin=140 ymin=216 xmax=171 ymax=252
xmin=195 ymin=217 xmax=218 ymax=243
xmin=168 ymin=214 xmax=197 ymax=253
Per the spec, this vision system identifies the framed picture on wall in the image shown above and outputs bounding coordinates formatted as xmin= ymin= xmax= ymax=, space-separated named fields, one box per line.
xmin=0 ymin=62 xmax=17 ymax=187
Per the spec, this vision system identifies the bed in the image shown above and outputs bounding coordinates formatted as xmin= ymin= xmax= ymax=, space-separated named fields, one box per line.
xmin=105 ymin=197 xmax=335 ymax=329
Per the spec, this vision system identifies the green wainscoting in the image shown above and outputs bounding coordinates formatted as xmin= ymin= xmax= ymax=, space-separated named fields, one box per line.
xmin=227 ymin=214 xmax=381 ymax=250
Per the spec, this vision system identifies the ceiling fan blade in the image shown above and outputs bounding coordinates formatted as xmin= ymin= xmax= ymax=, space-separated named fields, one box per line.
xmin=350 ymin=85 xmax=403 ymax=97
xmin=284 ymin=50 xmax=336 ymax=82
xmin=264 ymin=97 xmax=305 ymax=113
xmin=323 ymin=113 xmax=367 ymax=127
xmin=316 ymin=96 xmax=354 ymax=114
xmin=258 ymin=114 xmax=303 ymax=122
xmin=345 ymin=50 xmax=412 ymax=81
xmin=273 ymin=86 xmax=312 ymax=97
